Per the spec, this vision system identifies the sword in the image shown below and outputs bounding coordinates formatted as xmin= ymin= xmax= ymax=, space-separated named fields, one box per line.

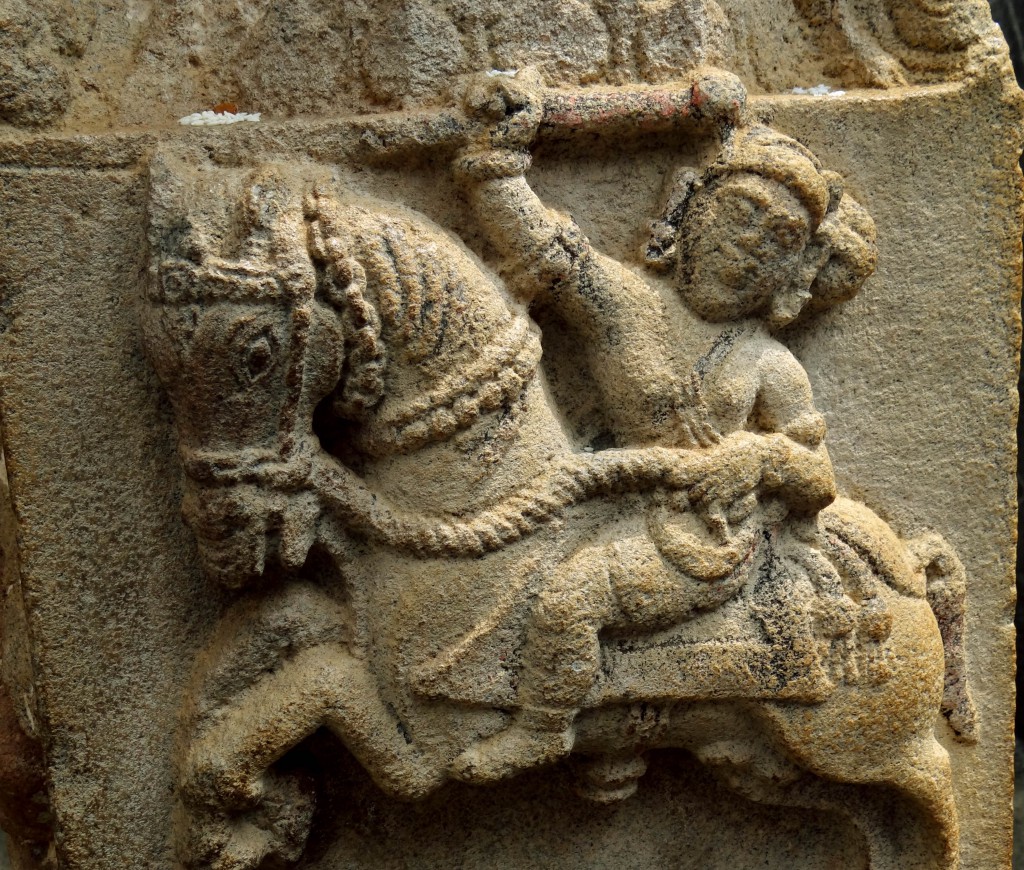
xmin=348 ymin=68 xmax=747 ymax=161
xmin=537 ymin=68 xmax=747 ymax=140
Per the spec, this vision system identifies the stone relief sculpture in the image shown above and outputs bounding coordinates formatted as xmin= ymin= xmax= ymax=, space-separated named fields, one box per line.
xmin=0 ymin=0 xmax=1017 ymax=865
xmin=791 ymin=0 xmax=1000 ymax=86
xmin=0 ymin=0 xmax=1003 ymax=131
xmin=138 ymin=66 xmax=983 ymax=870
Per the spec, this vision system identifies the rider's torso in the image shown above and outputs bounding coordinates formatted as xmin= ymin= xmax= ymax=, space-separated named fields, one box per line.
xmin=699 ymin=324 xmax=770 ymax=439
xmin=662 ymin=300 xmax=769 ymax=440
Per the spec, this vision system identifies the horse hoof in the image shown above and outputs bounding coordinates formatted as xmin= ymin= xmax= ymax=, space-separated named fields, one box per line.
xmin=450 ymin=727 xmax=574 ymax=784
xmin=572 ymin=754 xmax=648 ymax=803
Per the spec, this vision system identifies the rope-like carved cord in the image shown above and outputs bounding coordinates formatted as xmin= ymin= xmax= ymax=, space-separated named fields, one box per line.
xmin=313 ymin=445 xmax=723 ymax=558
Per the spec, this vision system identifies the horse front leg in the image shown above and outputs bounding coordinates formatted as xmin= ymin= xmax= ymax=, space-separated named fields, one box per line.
xmin=178 ymin=644 xmax=336 ymax=869
xmin=179 ymin=643 xmax=447 ymax=869
xmin=177 ymin=582 xmax=447 ymax=870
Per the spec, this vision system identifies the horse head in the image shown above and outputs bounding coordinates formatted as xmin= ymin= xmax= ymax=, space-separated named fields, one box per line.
xmin=143 ymin=166 xmax=345 ymax=587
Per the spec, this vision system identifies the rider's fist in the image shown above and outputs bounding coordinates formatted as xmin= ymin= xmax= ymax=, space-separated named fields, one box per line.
xmin=462 ymin=67 xmax=544 ymax=152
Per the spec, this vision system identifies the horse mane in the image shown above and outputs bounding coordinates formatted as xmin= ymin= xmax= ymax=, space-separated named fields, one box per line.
xmin=308 ymin=195 xmax=541 ymax=457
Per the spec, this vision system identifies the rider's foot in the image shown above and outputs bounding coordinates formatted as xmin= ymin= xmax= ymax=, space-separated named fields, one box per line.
xmin=450 ymin=713 xmax=575 ymax=783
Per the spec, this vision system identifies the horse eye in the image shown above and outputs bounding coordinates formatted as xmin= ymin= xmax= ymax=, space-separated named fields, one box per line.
xmin=246 ymin=336 xmax=272 ymax=374
xmin=239 ymin=330 xmax=278 ymax=384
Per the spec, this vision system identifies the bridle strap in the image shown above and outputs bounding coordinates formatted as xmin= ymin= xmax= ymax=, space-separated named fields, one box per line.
xmin=180 ymin=442 xmax=317 ymax=488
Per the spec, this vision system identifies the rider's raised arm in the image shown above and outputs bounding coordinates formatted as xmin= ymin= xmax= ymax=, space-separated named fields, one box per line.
xmin=453 ymin=149 xmax=581 ymax=299
xmin=460 ymin=150 xmax=692 ymax=444
xmin=454 ymin=149 xmax=691 ymax=446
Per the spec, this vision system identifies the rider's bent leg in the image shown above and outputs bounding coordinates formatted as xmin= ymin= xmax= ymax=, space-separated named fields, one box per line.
xmin=450 ymin=547 xmax=615 ymax=783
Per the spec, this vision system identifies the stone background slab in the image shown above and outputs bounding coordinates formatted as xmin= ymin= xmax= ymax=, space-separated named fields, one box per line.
xmin=0 ymin=2 xmax=1020 ymax=868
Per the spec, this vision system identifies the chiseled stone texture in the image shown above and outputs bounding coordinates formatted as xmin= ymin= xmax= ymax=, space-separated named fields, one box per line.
xmin=0 ymin=2 xmax=1021 ymax=869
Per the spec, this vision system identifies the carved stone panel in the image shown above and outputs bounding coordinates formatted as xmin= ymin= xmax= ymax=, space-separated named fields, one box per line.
xmin=0 ymin=3 xmax=1021 ymax=869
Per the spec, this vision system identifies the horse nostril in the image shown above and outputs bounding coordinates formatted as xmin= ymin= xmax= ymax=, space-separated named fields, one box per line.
xmin=245 ymin=336 xmax=274 ymax=378
xmin=237 ymin=329 xmax=280 ymax=385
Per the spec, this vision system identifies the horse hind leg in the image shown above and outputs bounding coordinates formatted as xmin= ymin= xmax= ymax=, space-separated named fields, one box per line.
xmin=570 ymin=753 xmax=650 ymax=803
xmin=908 ymin=533 xmax=979 ymax=743
xmin=801 ymin=734 xmax=959 ymax=870
xmin=889 ymin=734 xmax=960 ymax=870
xmin=673 ymin=707 xmax=898 ymax=866
xmin=698 ymin=728 xmax=958 ymax=870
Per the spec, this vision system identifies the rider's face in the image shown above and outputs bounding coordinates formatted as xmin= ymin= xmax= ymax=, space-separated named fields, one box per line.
xmin=676 ymin=174 xmax=812 ymax=323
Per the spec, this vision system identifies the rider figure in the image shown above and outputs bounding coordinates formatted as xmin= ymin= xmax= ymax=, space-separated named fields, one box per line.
xmin=449 ymin=71 xmax=879 ymax=782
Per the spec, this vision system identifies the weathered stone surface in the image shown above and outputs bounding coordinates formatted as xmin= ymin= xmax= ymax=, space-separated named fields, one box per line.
xmin=0 ymin=2 xmax=1020 ymax=869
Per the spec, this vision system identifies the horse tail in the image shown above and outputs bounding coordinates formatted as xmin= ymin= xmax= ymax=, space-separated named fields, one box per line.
xmin=822 ymin=499 xmax=978 ymax=744
xmin=907 ymin=533 xmax=979 ymax=744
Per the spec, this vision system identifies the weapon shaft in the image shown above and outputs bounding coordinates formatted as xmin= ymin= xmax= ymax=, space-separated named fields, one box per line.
xmin=351 ymin=70 xmax=746 ymax=161
xmin=537 ymin=70 xmax=747 ymax=140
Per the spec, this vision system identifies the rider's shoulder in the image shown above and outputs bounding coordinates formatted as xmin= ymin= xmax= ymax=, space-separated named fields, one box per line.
xmin=737 ymin=331 xmax=808 ymax=381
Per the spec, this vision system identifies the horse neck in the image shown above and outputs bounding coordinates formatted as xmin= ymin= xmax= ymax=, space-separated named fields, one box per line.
xmin=356 ymin=374 xmax=572 ymax=517
xmin=322 ymin=207 xmax=572 ymax=514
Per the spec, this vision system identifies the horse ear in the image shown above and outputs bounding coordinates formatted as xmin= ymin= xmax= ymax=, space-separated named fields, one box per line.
xmin=148 ymin=149 xmax=215 ymax=265
xmin=238 ymin=167 xmax=299 ymax=263
xmin=241 ymin=167 xmax=289 ymax=233
xmin=823 ymin=170 xmax=844 ymax=216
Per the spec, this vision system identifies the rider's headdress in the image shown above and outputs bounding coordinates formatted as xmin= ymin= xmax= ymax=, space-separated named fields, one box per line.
xmin=702 ymin=126 xmax=841 ymax=228
xmin=644 ymin=125 xmax=877 ymax=319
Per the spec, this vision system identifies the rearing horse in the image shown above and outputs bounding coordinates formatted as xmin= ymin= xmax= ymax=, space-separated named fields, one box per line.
xmin=143 ymin=158 xmax=974 ymax=870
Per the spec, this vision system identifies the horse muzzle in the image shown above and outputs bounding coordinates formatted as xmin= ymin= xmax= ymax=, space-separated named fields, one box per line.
xmin=181 ymin=473 xmax=321 ymax=589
